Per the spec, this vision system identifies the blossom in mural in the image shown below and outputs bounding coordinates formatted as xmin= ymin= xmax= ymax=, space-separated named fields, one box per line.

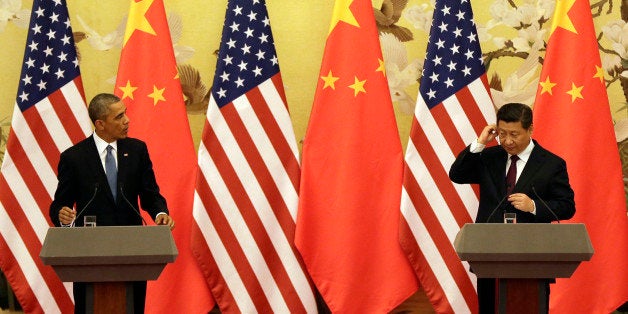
xmin=380 ymin=32 xmax=422 ymax=114
xmin=0 ymin=0 xmax=29 ymax=31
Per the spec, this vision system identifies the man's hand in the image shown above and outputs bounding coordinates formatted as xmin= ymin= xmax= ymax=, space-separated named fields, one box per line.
xmin=478 ymin=124 xmax=498 ymax=145
xmin=58 ymin=206 xmax=76 ymax=225
xmin=508 ymin=193 xmax=535 ymax=213
xmin=155 ymin=213 xmax=175 ymax=230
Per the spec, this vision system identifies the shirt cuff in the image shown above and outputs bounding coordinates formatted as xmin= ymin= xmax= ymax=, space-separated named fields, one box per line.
xmin=470 ymin=139 xmax=486 ymax=153
xmin=156 ymin=212 xmax=168 ymax=218
xmin=531 ymin=200 xmax=536 ymax=215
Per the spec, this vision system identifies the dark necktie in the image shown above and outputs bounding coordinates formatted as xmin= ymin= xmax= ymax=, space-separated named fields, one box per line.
xmin=506 ymin=155 xmax=519 ymax=194
xmin=105 ymin=145 xmax=117 ymax=200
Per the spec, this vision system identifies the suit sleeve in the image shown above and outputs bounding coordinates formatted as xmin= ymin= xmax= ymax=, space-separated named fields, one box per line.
xmin=449 ymin=145 xmax=483 ymax=184
xmin=533 ymin=158 xmax=575 ymax=222
xmin=49 ymin=151 xmax=77 ymax=226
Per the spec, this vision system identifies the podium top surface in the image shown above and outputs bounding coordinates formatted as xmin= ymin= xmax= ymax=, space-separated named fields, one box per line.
xmin=454 ymin=223 xmax=594 ymax=261
xmin=40 ymin=225 xmax=178 ymax=266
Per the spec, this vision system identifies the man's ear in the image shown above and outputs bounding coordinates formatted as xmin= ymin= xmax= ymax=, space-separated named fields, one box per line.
xmin=94 ymin=119 xmax=104 ymax=131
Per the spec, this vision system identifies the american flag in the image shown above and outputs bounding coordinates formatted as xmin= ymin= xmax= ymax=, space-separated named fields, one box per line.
xmin=0 ymin=0 xmax=90 ymax=312
xmin=190 ymin=0 xmax=316 ymax=312
xmin=399 ymin=0 xmax=495 ymax=312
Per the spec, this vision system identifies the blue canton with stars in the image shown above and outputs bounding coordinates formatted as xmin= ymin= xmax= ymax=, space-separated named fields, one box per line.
xmin=16 ymin=0 xmax=80 ymax=112
xmin=420 ymin=0 xmax=485 ymax=109
xmin=212 ymin=0 xmax=280 ymax=108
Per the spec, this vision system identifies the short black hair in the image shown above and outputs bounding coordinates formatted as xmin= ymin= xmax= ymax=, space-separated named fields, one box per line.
xmin=496 ymin=103 xmax=532 ymax=129
xmin=88 ymin=93 xmax=121 ymax=123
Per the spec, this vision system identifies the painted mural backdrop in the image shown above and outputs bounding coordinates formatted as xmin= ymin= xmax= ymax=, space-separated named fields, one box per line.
xmin=0 ymin=0 xmax=626 ymax=196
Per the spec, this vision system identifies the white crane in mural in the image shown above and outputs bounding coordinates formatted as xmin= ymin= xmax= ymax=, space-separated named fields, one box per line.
xmin=74 ymin=12 xmax=194 ymax=64
xmin=75 ymin=14 xmax=126 ymax=51
xmin=0 ymin=0 xmax=29 ymax=32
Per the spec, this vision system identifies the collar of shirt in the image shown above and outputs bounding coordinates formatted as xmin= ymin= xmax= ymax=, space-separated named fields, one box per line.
xmin=506 ymin=140 xmax=535 ymax=179
xmin=93 ymin=132 xmax=118 ymax=168
xmin=508 ymin=139 xmax=534 ymax=163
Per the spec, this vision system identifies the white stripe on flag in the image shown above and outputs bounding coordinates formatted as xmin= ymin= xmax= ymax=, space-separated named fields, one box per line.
xmin=10 ymin=107 xmax=58 ymax=195
xmin=0 ymin=200 xmax=61 ymax=313
xmin=442 ymin=96 xmax=476 ymax=145
xmin=234 ymin=93 xmax=299 ymax=221
xmin=61 ymin=82 xmax=91 ymax=136
xmin=2 ymin=152 xmax=50 ymax=242
xmin=192 ymin=189 xmax=256 ymax=311
xmin=197 ymin=133 xmax=290 ymax=313
xmin=232 ymin=93 xmax=312 ymax=303
xmin=468 ymin=78 xmax=495 ymax=124
xmin=400 ymin=188 xmax=471 ymax=314
xmin=258 ymin=79 xmax=300 ymax=160
xmin=36 ymin=98 xmax=73 ymax=154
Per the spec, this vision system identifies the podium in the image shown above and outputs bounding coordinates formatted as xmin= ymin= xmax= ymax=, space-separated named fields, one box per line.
xmin=454 ymin=223 xmax=593 ymax=314
xmin=40 ymin=226 xmax=178 ymax=313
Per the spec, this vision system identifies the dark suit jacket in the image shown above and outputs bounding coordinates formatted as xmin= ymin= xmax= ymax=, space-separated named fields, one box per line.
xmin=449 ymin=140 xmax=575 ymax=223
xmin=50 ymin=135 xmax=167 ymax=226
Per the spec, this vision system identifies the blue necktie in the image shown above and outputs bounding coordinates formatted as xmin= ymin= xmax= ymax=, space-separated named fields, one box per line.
xmin=105 ymin=145 xmax=117 ymax=200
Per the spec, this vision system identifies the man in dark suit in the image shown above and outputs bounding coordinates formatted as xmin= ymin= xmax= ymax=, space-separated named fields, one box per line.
xmin=49 ymin=93 xmax=175 ymax=313
xmin=449 ymin=102 xmax=575 ymax=313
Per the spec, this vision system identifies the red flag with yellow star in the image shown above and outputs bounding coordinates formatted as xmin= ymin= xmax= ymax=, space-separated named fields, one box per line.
xmin=533 ymin=0 xmax=628 ymax=312
xmin=294 ymin=0 xmax=418 ymax=312
xmin=114 ymin=0 xmax=214 ymax=312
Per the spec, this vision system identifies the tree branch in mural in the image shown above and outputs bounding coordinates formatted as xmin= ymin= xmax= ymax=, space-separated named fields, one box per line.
xmin=591 ymin=0 xmax=613 ymax=17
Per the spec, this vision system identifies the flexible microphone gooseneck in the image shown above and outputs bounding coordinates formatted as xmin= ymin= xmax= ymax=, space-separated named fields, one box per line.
xmin=532 ymin=186 xmax=561 ymax=223
xmin=485 ymin=184 xmax=510 ymax=223
xmin=119 ymin=183 xmax=147 ymax=226
xmin=70 ymin=183 xmax=99 ymax=227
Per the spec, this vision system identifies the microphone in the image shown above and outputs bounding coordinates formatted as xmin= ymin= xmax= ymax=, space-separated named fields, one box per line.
xmin=532 ymin=186 xmax=561 ymax=223
xmin=119 ymin=183 xmax=146 ymax=226
xmin=71 ymin=183 xmax=99 ymax=227
xmin=485 ymin=184 xmax=510 ymax=223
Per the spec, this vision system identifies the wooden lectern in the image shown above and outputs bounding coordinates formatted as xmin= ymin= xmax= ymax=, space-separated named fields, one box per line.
xmin=454 ymin=223 xmax=593 ymax=314
xmin=40 ymin=226 xmax=178 ymax=313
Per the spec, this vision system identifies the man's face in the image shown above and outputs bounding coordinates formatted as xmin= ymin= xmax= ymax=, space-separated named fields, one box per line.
xmin=497 ymin=120 xmax=532 ymax=155
xmin=96 ymin=101 xmax=129 ymax=142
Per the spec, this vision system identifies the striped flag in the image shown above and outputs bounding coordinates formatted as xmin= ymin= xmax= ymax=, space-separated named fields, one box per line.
xmin=399 ymin=0 xmax=495 ymax=312
xmin=0 ymin=0 xmax=90 ymax=312
xmin=190 ymin=0 xmax=316 ymax=312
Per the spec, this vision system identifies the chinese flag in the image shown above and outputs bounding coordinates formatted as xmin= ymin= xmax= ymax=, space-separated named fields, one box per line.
xmin=114 ymin=0 xmax=214 ymax=312
xmin=533 ymin=0 xmax=628 ymax=312
xmin=294 ymin=0 xmax=418 ymax=312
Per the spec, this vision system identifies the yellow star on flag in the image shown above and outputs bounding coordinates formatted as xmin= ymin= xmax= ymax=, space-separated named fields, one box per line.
xmin=376 ymin=59 xmax=386 ymax=77
xmin=148 ymin=85 xmax=166 ymax=106
xmin=118 ymin=80 xmax=138 ymax=100
xmin=539 ymin=76 xmax=557 ymax=95
xmin=348 ymin=76 xmax=366 ymax=96
xmin=321 ymin=70 xmax=340 ymax=90
xmin=566 ymin=82 xmax=584 ymax=102
xmin=593 ymin=65 xmax=605 ymax=84
xmin=329 ymin=0 xmax=359 ymax=34
xmin=123 ymin=0 xmax=157 ymax=47
xmin=550 ymin=0 xmax=577 ymax=35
